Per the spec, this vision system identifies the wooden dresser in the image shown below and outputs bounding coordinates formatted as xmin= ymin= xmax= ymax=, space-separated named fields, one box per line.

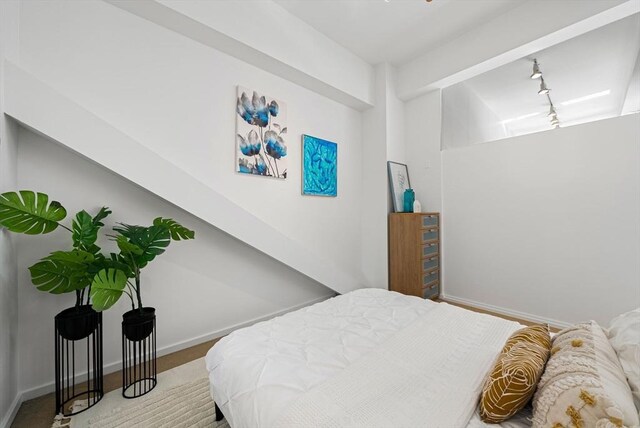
xmin=389 ymin=212 xmax=440 ymax=300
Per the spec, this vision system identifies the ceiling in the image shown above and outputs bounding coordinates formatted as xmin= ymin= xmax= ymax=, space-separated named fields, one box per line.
xmin=461 ymin=13 xmax=640 ymax=137
xmin=273 ymin=0 xmax=525 ymax=65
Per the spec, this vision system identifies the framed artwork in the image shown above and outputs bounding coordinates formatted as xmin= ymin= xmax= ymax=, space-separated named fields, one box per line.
xmin=235 ymin=86 xmax=288 ymax=179
xmin=387 ymin=161 xmax=411 ymax=212
xmin=302 ymin=135 xmax=337 ymax=197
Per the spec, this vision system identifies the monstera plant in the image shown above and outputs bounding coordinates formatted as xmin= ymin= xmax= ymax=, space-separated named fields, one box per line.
xmin=0 ymin=191 xmax=113 ymax=305
xmin=0 ymin=190 xmax=117 ymax=340
xmin=90 ymin=218 xmax=194 ymax=341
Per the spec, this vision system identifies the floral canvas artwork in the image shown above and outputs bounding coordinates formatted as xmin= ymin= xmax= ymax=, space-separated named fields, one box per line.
xmin=302 ymin=135 xmax=337 ymax=197
xmin=236 ymin=86 xmax=288 ymax=179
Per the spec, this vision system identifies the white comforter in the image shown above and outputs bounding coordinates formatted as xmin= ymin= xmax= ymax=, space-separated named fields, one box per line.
xmin=206 ymin=289 xmax=524 ymax=428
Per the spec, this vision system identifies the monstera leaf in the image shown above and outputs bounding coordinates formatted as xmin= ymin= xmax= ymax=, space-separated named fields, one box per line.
xmin=115 ymin=223 xmax=170 ymax=269
xmin=0 ymin=191 xmax=67 ymax=234
xmin=116 ymin=235 xmax=143 ymax=256
xmin=72 ymin=210 xmax=99 ymax=249
xmin=28 ymin=250 xmax=94 ymax=294
xmin=153 ymin=218 xmax=195 ymax=241
xmin=72 ymin=207 xmax=112 ymax=253
xmin=90 ymin=268 xmax=127 ymax=311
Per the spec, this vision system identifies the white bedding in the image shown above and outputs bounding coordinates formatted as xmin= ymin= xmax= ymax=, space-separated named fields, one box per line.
xmin=206 ymin=289 xmax=529 ymax=428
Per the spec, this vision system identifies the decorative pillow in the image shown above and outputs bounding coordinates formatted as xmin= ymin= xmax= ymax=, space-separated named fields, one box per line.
xmin=532 ymin=321 xmax=640 ymax=428
xmin=607 ymin=308 xmax=640 ymax=414
xmin=480 ymin=324 xmax=551 ymax=423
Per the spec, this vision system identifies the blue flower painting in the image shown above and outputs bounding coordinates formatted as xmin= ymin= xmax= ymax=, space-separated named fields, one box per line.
xmin=236 ymin=86 xmax=287 ymax=179
xmin=302 ymin=135 xmax=337 ymax=197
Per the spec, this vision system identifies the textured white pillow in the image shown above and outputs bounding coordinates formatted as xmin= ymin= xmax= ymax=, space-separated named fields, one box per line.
xmin=532 ymin=321 xmax=639 ymax=428
xmin=608 ymin=308 xmax=640 ymax=414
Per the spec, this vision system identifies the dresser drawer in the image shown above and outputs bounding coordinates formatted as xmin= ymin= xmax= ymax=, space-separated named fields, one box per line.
xmin=422 ymin=270 xmax=439 ymax=286
xmin=422 ymin=256 xmax=439 ymax=272
xmin=421 ymin=215 xmax=438 ymax=228
xmin=423 ymin=283 xmax=439 ymax=300
xmin=422 ymin=243 xmax=438 ymax=257
xmin=421 ymin=228 xmax=439 ymax=243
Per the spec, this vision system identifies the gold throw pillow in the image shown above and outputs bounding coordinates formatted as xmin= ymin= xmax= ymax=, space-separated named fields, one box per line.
xmin=480 ymin=324 xmax=551 ymax=423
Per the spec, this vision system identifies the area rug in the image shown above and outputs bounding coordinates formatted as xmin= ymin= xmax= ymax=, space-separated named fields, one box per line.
xmin=52 ymin=358 xmax=229 ymax=428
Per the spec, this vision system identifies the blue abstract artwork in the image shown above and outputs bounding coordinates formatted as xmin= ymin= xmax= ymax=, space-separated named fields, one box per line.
xmin=236 ymin=86 xmax=288 ymax=179
xmin=302 ymin=135 xmax=337 ymax=197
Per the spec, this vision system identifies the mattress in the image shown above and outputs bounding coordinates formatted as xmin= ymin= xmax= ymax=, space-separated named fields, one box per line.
xmin=206 ymin=288 xmax=530 ymax=428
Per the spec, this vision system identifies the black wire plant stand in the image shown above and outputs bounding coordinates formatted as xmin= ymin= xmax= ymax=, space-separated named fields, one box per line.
xmin=121 ymin=308 xmax=157 ymax=398
xmin=54 ymin=306 xmax=103 ymax=416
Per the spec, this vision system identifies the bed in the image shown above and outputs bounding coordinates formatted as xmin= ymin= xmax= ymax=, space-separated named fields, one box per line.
xmin=205 ymin=288 xmax=531 ymax=428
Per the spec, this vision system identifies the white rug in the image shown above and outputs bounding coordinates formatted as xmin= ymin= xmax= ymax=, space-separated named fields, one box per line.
xmin=53 ymin=358 xmax=229 ymax=428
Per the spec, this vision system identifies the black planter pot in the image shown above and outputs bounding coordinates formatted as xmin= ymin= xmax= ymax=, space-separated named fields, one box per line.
xmin=122 ymin=307 xmax=155 ymax=341
xmin=56 ymin=305 xmax=99 ymax=341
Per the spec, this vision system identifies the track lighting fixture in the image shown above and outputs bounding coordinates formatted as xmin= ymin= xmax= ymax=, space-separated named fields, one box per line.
xmin=526 ymin=59 xmax=558 ymax=129
xmin=530 ymin=59 xmax=542 ymax=79
xmin=538 ymin=78 xmax=550 ymax=95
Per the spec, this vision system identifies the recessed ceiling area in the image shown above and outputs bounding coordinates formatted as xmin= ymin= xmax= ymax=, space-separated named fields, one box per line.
xmin=442 ymin=13 xmax=640 ymax=147
xmin=273 ymin=0 xmax=525 ymax=65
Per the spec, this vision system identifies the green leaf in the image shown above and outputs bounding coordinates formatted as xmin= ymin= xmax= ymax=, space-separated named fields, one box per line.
xmin=90 ymin=268 xmax=127 ymax=311
xmin=113 ymin=223 xmax=146 ymax=240
xmin=0 ymin=191 xmax=66 ymax=235
xmin=45 ymin=250 xmax=95 ymax=264
xmin=92 ymin=207 xmax=111 ymax=227
xmin=116 ymin=235 xmax=143 ymax=255
xmin=72 ymin=208 xmax=112 ymax=253
xmin=131 ymin=225 xmax=171 ymax=269
xmin=28 ymin=250 xmax=94 ymax=294
xmin=72 ymin=210 xmax=98 ymax=250
xmin=88 ymin=253 xmax=133 ymax=278
xmin=153 ymin=217 xmax=195 ymax=240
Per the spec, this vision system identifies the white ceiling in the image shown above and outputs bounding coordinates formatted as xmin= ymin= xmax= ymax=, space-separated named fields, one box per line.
xmin=462 ymin=13 xmax=640 ymax=136
xmin=273 ymin=0 xmax=525 ymax=65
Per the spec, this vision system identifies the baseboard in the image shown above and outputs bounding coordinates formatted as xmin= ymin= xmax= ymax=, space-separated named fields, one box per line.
xmin=0 ymin=393 xmax=22 ymax=428
xmin=18 ymin=293 xmax=335 ymax=403
xmin=441 ymin=293 xmax=572 ymax=330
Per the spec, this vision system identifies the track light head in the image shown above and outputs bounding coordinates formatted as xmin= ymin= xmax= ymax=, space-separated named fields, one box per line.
xmin=538 ymin=78 xmax=550 ymax=95
xmin=530 ymin=59 xmax=542 ymax=79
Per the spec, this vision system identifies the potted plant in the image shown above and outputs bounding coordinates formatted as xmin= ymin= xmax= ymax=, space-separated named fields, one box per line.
xmin=0 ymin=190 xmax=114 ymax=339
xmin=89 ymin=217 xmax=195 ymax=340
xmin=0 ymin=190 xmax=117 ymax=414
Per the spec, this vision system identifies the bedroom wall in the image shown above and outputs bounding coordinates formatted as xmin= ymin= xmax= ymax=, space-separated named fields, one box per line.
xmin=442 ymin=114 xmax=640 ymax=327
xmin=441 ymin=82 xmax=508 ymax=149
xmin=17 ymin=0 xmax=365 ymax=280
xmin=0 ymin=1 xmax=20 ymax=426
xmin=403 ymin=90 xmax=443 ymax=214
xmin=12 ymin=0 xmax=364 ymax=398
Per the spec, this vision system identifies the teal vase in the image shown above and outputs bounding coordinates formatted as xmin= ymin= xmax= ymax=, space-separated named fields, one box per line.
xmin=403 ymin=189 xmax=415 ymax=213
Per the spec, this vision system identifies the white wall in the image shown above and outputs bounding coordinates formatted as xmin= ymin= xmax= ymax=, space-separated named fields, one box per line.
xmin=360 ymin=64 xmax=391 ymax=289
xmin=154 ymin=0 xmax=374 ymax=107
xmin=404 ymin=90 xmax=443 ymax=213
xmin=16 ymin=128 xmax=334 ymax=396
xmin=441 ymin=82 xmax=507 ymax=149
xmin=442 ymin=114 xmax=640 ymax=326
xmin=18 ymin=0 xmax=364 ymax=280
xmin=12 ymin=0 xmax=365 ymax=397
xmin=0 ymin=1 xmax=20 ymax=426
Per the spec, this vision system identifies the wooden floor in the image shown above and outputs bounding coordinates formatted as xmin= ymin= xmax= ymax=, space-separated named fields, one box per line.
xmin=10 ymin=299 xmax=553 ymax=427
xmin=439 ymin=298 xmax=560 ymax=332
